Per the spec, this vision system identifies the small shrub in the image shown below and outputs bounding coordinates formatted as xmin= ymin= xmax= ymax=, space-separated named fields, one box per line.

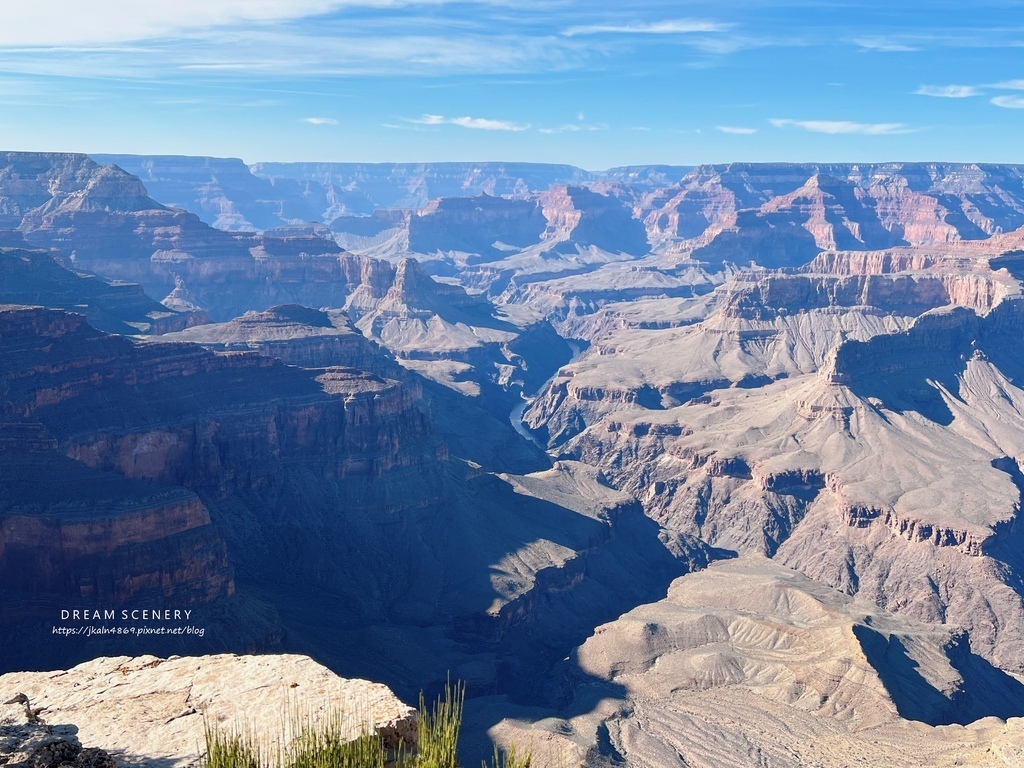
xmin=202 ymin=678 xmax=530 ymax=768
xmin=287 ymin=710 xmax=387 ymax=768
xmin=203 ymin=722 xmax=262 ymax=768
xmin=484 ymin=744 xmax=532 ymax=768
xmin=414 ymin=680 xmax=465 ymax=768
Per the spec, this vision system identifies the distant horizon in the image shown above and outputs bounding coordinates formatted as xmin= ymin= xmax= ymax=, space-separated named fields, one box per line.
xmin=73 ymin=151 xmax=1024 ymax=173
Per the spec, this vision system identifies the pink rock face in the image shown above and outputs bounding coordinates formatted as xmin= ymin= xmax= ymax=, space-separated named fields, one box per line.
xmin=805 ymin=251 xmax=939 ymax=275
xmin=406 ymin=196 xmax=546 ymax=259
xmin=538 ymin=185 xmax=649 ymax=255
xmin=640 ymin=163 xmax=1024 ymax=262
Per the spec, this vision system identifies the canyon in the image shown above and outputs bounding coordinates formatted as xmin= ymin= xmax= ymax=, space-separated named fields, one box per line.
xmin=4 ymin=152 xmax=1024 ymax=766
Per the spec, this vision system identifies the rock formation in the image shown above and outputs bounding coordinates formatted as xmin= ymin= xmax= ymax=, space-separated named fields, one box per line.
xmin=11 ymin=153 xmax=1024 ymax=767
xmin=0 ymin=301 xmax=700 ymax=717
xmin=525 ymin=245 xmax=1024 ymax=676
xmin=0 ymin=446 xmax=234 ymax=622
xmin=1 ymin=153 xmax=365 ymax=321
xmin=0 ymin=654 xmax=416 ymax=767
xmin=485 ymin=559 xmax=1024 ymax=768
xmin=645 ymin=163 xmax=1024 ymax=253
xmin=91 ymin=154 xmax=352 ymax=231
xmin=332 ymin=195 xmax=547 ymax=264
xmin=0 ymin=247 xmax=203 ymax=334
xmin=155 ymin=304 xmax=387 ymax=372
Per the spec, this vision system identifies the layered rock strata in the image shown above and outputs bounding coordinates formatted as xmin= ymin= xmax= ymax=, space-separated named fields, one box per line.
xmin=0 ymin=247 xmax=202 ymax=334
xmin=524 ymin=250 xmax=1024 ymax=673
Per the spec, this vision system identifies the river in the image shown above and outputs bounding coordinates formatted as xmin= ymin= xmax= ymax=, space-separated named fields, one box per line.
xmin=509 ymin=340 xmax=582 ymax=450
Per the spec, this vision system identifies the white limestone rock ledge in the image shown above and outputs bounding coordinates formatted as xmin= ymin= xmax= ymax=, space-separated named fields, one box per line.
xmin=0 ymin=654 xmax=417 ymax=767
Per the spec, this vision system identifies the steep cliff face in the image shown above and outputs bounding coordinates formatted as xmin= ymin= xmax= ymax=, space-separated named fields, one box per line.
xmin=0 ymin=152 xmax=163 ymax=228
xmin=0 ymin=306 xmax=439 ymax=490
xmin=408 ymin=196 xmax=546 ymax=260
xmin=0 ymin=247 xmax=203 ymax=335
xmin=524 ymin=269 xmax=983 ymax=440
xmin=0 ymin=153 xmax=363 ymax=321
xmin=155 ymin=304 xmax=389 ymax=373
xmin=307 ymin=164 xmax=1024 ymax=337
xmin=153 ymin=302 xmax=552 ymax=475
xmin=498 ymin=261 xmax=714 ymax=337
xmin=337 ymin=255 xmax=572 ymax=408
xmin=0 ymin=155 xmax=571 ymax=423
xmin=51 ymin=213 xmax=354 ymax=322
xmin=96 ymin=158 xmax=696 ymax=234
xmin=0 ymin=154 xmax=262 ymax=315
xmin=0 ymin=306 xmax=700 ymax=712
xmin=757 ymin=174 xmax=900 ymax=251
xmin=0 ymin=446 xmax=233 ymax=621
xmin=58 ymin=157 xmax=1024 ymax=284
xmin=329 ymin=209 xmax=412 ymax=257
xmin=528 ymin=251 xmax=1017 ymax=427
xmin=331 ymin=196 xmax=548 ymax=264
xmin=537 ymin=186 xmax=649 ymax=256
xmin=0 ymin=305 xmax=441 ymax=642
xmin=331 ymin=186 xmax=653 ymax=295
xmin=91 ymin=154 xmax=354 ymax=230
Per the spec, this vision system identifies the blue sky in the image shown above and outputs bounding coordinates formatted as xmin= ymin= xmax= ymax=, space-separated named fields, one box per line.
xmin=0 ymin=0 xmax=1022 ymax=168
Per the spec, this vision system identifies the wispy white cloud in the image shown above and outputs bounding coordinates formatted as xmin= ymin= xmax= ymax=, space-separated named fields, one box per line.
xmin=381 ymin=122 xmax=436 ymax=131
xmin=991 ymin=79 xmax=1024 ymax=90
xmin=304 ymin=116 xmax=338 ymax=124
xmin=410 ymin=114 xmax=529 ymax=131
xmin=853 ymin=37 xmax=919 ymax=52
xmin=538 ymin=122 xmax=608 ymax=134
xmin=716 ymin=125 xmax=757 ymax=135
xmin=0 ymin=77 xmax=48 ymax=97
xmin=992 ymin=95 xmax=1024 ymax=109
xmin=770 ymin=118 xmax=914 ymax=135
xmin=562 ymin=19 xmax=731 ymax=37
xmin=0 ymin=31 xmax=589 ymax=79
xmin=916 ymin=84 xmax=981 ymax=98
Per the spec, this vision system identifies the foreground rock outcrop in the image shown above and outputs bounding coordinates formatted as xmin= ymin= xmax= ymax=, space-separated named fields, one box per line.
xmin=0 ymin=716 xmax=113 ymax=768
xmin=0 ymin=654 xmax=416 ymax=767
